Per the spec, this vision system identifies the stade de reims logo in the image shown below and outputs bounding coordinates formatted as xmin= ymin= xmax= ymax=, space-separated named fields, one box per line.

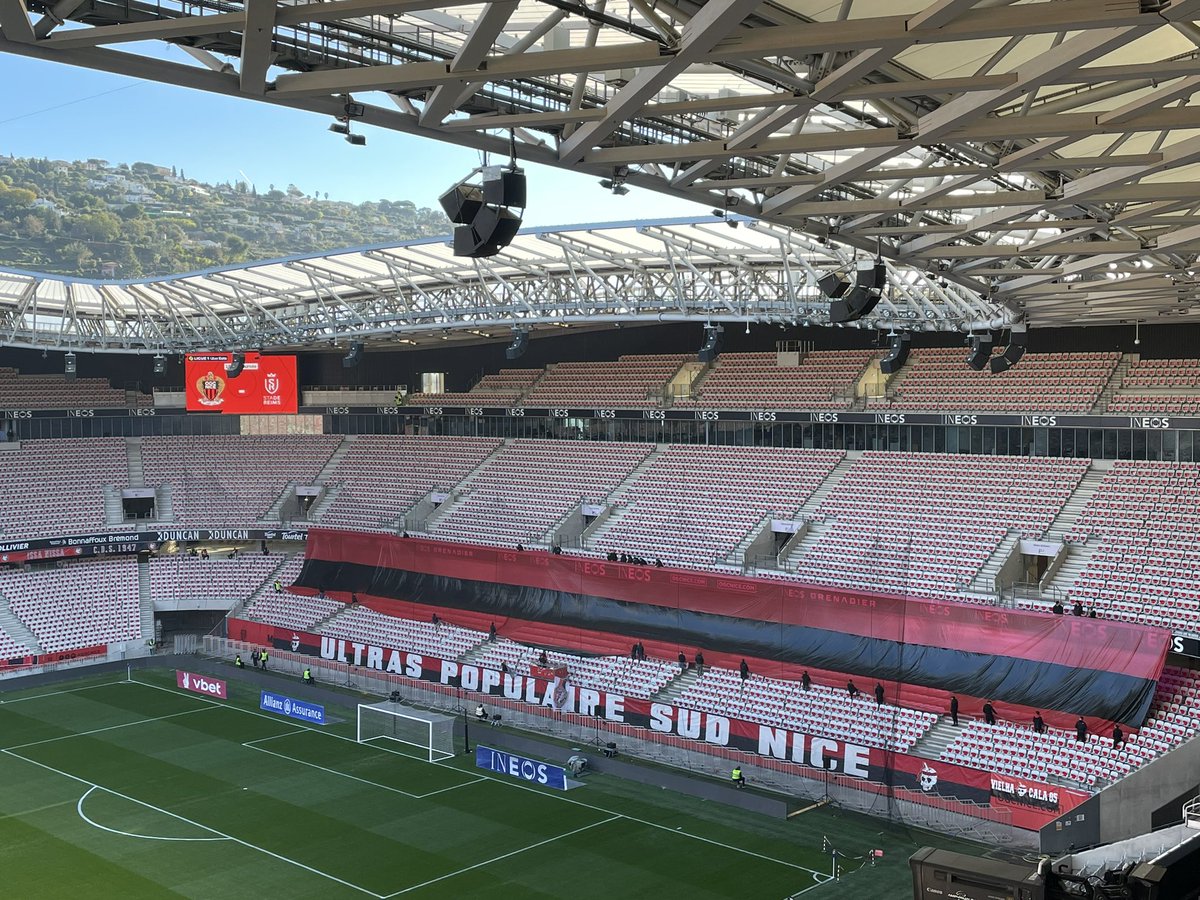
xmin=195 ymin=370 xmax=227 ymax=407
xmin=264 ymin=373 xmax=280 ymax=395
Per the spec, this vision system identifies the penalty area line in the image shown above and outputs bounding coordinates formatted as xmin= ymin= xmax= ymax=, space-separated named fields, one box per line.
xmin=2 ymin=748 xmax=385 ymax=899
xmin=383 ymin=815 xmax=622 ymax=897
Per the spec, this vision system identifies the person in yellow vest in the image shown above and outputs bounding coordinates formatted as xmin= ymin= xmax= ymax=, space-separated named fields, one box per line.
xmin=303 ymin=667 xmax=313 ymax=684
xmin=260 ymin=649 xmax=268 ymax=671
xmin=235 ymin=654 xmax=244 ymax=669
xmin=732 ymin=766 xmax=746 ymax=789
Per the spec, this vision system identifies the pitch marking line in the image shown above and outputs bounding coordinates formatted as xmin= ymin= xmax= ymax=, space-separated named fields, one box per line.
xmin=383 ymin=815 xmax=622 ymax=897
xmin=3 ymin=705 xmax=213 ymax=751
xmin=242 ymin=733 xmax=485 ymax=799
xmin=2 ymin=748 xmax=385 ymax=899
xmin=132 ymin=676 xmax=826 ymax=879
xmin=0 ymin=680 xmax=128 ymax=705
xmin=77 ymin=786 xmax=229 ymax=843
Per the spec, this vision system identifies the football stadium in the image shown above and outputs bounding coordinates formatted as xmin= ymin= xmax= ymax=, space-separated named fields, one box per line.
xmin=5 ymin=1 xmax=1200 ymax=897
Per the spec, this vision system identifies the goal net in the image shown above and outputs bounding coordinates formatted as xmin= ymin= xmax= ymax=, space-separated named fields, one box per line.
xmin=356 ymin=702 xmax=457 ymax=762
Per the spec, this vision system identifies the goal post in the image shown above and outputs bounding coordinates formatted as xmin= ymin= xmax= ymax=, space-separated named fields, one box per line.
xmin=356 ymin=702 xmax=457 ymax=762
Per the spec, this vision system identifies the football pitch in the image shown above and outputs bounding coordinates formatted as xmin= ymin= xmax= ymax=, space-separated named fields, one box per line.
xmin=0 ymin=668 xmax=987 ymax=898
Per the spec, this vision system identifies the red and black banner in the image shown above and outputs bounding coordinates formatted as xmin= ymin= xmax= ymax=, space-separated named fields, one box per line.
xmin=230 ymin=616 xmax=1088 ymax=831
xmin=294 ymin=530 xmax=1170 ymax=727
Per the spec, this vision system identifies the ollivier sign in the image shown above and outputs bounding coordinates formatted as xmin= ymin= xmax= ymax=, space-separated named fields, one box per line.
xmin=232 ymin=618 xmax=1088 ymax=830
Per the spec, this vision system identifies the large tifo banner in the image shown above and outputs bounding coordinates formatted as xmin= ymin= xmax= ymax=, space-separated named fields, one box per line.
xmin=185 ymin=351 xmax=298 ymax=414
xmin=229 ymin=618 xmax=1089 ymax=830
xmin=296 ymin=530 xmax=1170 ymax=728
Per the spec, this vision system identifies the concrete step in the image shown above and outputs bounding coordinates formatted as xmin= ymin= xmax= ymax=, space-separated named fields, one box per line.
xmin=0 ymin=586 xmax=41 ymax=654
xmin=313 ymin=435 xmax=354 ymax=485
xmin=908 ymin=716 xmax=967 ymax=759
xmin=126 ymin=437 xmax=145 ymax=487
xmin=652 ymin=666 xmax=701 ymax=704
xmin=138 ymin=559 xmax=153 ymax=641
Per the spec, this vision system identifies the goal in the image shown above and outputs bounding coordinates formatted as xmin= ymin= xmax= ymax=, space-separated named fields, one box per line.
xmin=356 ymin=702 xmax=457 ymax=762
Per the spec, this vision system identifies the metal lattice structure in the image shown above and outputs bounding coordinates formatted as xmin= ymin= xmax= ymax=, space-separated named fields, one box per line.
xmin=5 ymin=0 xmax=1200 ymax=335
xmin=0 ymin=218 xmax=1011 ymax=351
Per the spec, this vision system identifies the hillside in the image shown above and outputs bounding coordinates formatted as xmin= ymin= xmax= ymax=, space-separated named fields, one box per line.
xmin=0 ymin=155 xmax=449 ymax=278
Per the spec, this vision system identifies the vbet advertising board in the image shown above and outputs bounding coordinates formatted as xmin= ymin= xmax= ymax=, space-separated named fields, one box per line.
xmin=176 ymin=669 xmax=228 ymax=699
xmin=185 ymin=351 xmax=298 ymax=414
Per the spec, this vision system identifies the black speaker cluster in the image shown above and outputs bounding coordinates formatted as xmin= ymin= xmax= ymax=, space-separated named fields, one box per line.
xmin=965 ymin=333 xmax=993 ymax=371
xmin=225 ymin=351 xmax=245 ymax=378
xmin=990 ymin=326 xmax=1027 ymax=374
xmin=819 ymin=259 xmax=887 ymax=324
xmin=342 ymin=341 xmax=364 ymax=369
xmin=879 ymin=332 xmax=911 ymax=375
xmin=439 ymin=166 xmax=527 ymax=259
xmin=698 ymin=325 xmax=723 ymax=362
xmin=505 ymin=329 xmax=529 ymax=360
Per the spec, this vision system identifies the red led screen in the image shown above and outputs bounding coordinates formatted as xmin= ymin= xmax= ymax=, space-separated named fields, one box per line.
xmin=185 ymin=352 xmax=298 ymax=414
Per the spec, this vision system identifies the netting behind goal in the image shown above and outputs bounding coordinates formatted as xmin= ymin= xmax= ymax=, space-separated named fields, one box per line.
xmin=357 ymin=702 xmax=457 ymax=762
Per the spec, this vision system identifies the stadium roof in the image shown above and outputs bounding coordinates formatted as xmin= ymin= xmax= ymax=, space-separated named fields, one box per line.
xmin=4 ymin=0 xmax=1200 ymax=342
xmin=0 ymin=217 xmax=1010 ymax=352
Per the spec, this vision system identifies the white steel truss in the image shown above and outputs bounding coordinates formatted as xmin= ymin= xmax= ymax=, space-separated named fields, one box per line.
xmin=0 ymin=218 xmax=1014 ymax=352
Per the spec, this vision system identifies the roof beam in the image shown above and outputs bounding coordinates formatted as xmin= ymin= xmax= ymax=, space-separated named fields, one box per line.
xmin=0 ymin=0 xmax=35 ymax=43
xmin=272 ymin=42 xmax=665 ymax=98
xmin=239 ymin=0 xmax=277 ymax=96
xmin=557 ymin=0 xmax=764 ymax=164
xmin=765 ymin=19 xmax=1186 ymax=215
xmin=585 ymin=126 xmax=900 ymax=166
xmin=420 ymin=0 xmax=520 ymax=125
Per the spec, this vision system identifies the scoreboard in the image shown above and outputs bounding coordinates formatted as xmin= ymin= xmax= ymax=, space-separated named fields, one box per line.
xmin=185 ymin=352 xmax=298 ymax=414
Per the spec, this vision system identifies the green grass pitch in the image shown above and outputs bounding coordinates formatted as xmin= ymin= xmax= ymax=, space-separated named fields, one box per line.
xmin=0 ymin=669 xmax=988 ymax=898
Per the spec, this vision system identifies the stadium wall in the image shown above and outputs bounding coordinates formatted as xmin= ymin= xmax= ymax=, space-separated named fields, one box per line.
xmin=1041 ymin=733 xmax=1200 ymax=854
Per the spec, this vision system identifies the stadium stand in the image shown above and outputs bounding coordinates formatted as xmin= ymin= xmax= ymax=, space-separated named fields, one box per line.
xmin=240 ymin=557 xmax=349 ymax=632
xmin=317 ymin=435 xmax=502 ymax=532
xmin=469 ymin=638 xmax=680 ymax=697
xmin=0 ymin=438 xmax=126 ymax=538
xmin=405 ymin=368 xmax=542 ymax=407
xmin=1054 ymin=460 xmax=1200 ymax=631
xmin=941 ymin=667 xmax=1200 ymax=787
xmin=427 ymin=438 xmax=654 ymax=546
xmin=590 ymin=445 xmax=844 ymax=567
xmin=673 ymin=666 xmax=938 ymax=752
xmin=674 ymin=350 xmax=875 ymax=409
xmin=140 ymin=435 xmax=342 ymax=525
xmin=149 ymin=551 xmax=285 ymax=602
xmin=320 ymin=605 xmax=486 ymax=660
xmin=1104 ymin=359 xmax=1200 ymax=413
xmin=521 ymin=355 xmax=689 ymax=407
xmin=0 ymin=628 xmax=29 ymax=658
xmin=0 ymin=558 xmax=140 ymax=652
xmin=792 ymin=452 xmax=1090 ymax=598
xmin=0 ymin=368 xmax=134 ymax=409
xmin=871 ymin=348 xmax=1119 ymax=412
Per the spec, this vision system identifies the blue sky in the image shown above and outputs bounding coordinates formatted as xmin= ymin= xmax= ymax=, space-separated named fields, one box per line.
xmin=0 ymin=50 xmax=707 ymax=227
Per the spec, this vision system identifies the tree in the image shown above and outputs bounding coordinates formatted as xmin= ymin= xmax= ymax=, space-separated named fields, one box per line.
xmin=21 ymin=214 xmax=45 ymax=238
xmin=73 ymin=211 xmax=122 ymax=242
xmin=62 ymin=241 xmax=94 ymax=272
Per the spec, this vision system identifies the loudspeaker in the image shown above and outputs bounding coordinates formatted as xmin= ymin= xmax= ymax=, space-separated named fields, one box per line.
xmin=64 ymin=352 xmax=77 ymax=381
xmin=966 ymin=334 xmax=993 ymax=371
xmin=505 ymin=330 xmax=529 ymax=360
xmin=990 ymin=327 xmax=1028 ymax=373
xmin=698 ymin=326 xmax=722 ymax=363
xmin=817 ymin=272 xmax=849 ymax=298
xmin=483 ymin=168 xmax=527 ymax=207
xmin=829 ymin=286 xmax=882 ymax=324
xmin=439 ymin=184 xmax=484 ymax=225
xmin=342 ymin=341 xmax=364 ymax=368
xmin=879 ymin=333 xmax=911 ymax=375
xmin=226 ymin=352 xmax=245 ymax=379
xmin=153 ymin=354 xmax=166 ymax=376
xmin=856 ymin=259 xmax=886 ymax=292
